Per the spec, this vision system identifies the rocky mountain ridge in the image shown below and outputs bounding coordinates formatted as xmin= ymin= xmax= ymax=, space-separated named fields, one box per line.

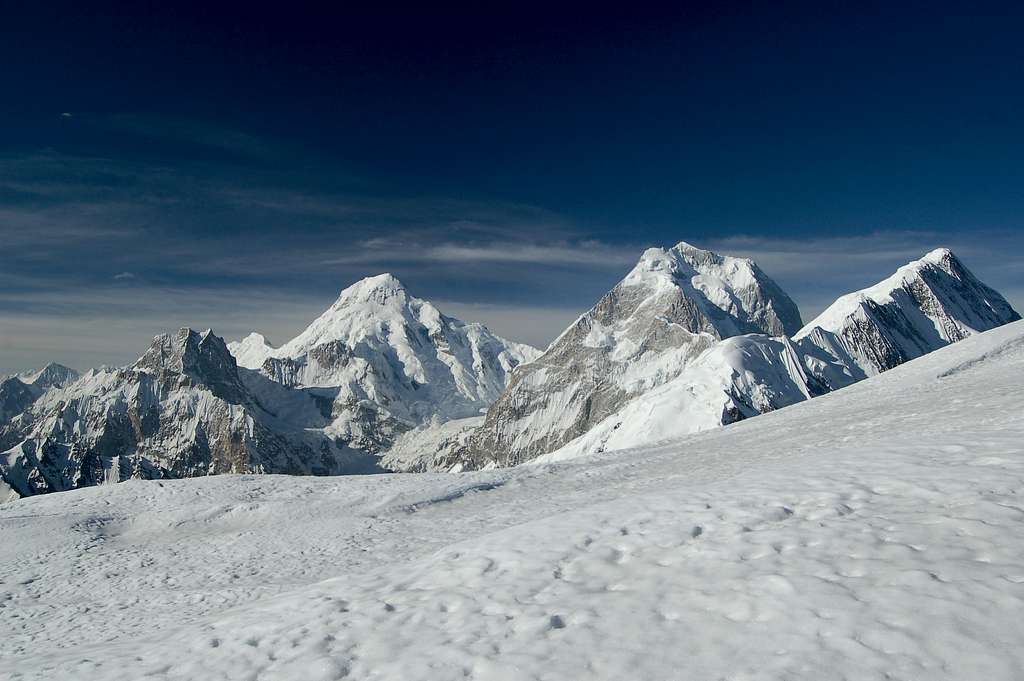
xmin=0 ymin=328 xmax=374 ymax=496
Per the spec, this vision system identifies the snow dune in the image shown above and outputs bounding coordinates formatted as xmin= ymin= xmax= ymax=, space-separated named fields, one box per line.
xmin=2 ymin=321 xmax=1024 ymax=680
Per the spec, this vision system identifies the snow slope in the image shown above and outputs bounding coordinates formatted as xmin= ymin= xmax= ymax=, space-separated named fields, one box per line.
xmin=539 ymin=334 xmax=815 ymax=462
xmin=3 ymin=320 xmax=1023 ymax=680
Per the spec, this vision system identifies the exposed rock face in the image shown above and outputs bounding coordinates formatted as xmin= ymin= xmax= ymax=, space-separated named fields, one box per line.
xmin=0 ymin=329 xmax=373 ymax=497
xmin=448 ymin=242 xmax=803 ymax=468
xmin=229 ymin=274 xmax=540 ymax=454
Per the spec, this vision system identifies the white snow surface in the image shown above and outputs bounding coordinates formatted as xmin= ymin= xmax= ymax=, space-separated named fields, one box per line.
xmin=3 ymin=321 xmax=1024 ymax=680
xmin=539 ymin=334 xmax=814 ymax=462
xmin=227 ymin=332 xmax=276 ymax=370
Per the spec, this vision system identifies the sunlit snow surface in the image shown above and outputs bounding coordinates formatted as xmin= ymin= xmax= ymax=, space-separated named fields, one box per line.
xmin=3 ymin=321 xmax=1024 ymax=680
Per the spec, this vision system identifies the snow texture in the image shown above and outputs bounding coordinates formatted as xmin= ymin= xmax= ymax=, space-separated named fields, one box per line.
xmin=3 ymin=320 xmax=1023 ymax=680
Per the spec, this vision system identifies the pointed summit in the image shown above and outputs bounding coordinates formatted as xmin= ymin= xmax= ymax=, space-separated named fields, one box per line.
xmin=135 ymin=327 xmax=245 ymax=402
xmin=334 ymin=273 xmax=408 ymax=307
xmin=798 ymin=248 xmax=1019 ymax=345
xmin=795 ymin=248 xmax=1020 ymax=386
xmin=459 ymin=241 xmax=802 ymax=468
xmin=921 ymin=246 xmax=955 ymax=266
xmin=622 ymin=241 xmax=802 ymax=337
xmin=225 ymin=273 xmax=538 ymax=454
xmin=228 ymin=332 xmax=276 ymax=370
xmin=17 ymin=362 xmax=79 ymax=389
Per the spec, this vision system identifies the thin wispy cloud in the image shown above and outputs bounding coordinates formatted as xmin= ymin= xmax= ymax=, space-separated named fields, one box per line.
xmin=320 ymin=239 xmax=637 ymax=268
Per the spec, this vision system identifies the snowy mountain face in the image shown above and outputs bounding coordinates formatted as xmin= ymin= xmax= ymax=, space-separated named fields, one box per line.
xmin=0 ymin=364 xmax=79 ymax=429
xmin=0 ymin=328 xmax=373 ymax=497
xmin=16 ymin=362 xmax=80 ymax=390
xmin=530 ymin=248 xmax=1020 ymax=464
xmin=443 ymin=242 xmax=804 ymax=469
xmin=793 ymin=247 xmax=1021 ymax=389
xmin=228 ymin=274 xmax=539 ymax=454
xmin=429 ymin=246 xmax=1018 ymax=470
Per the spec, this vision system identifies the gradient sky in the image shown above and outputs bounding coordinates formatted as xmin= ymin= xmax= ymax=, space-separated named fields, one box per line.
xmin=2 ymin=2 xmax=1023 ymax=373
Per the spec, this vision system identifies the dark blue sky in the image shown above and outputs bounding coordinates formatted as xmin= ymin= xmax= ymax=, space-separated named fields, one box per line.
xmin=1 ymin=2 xmax=1022 ymax=371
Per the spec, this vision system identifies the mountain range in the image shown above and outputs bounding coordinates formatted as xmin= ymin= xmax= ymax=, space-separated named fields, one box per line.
xmin=1 ymin=243 xmax=1018 ymax=497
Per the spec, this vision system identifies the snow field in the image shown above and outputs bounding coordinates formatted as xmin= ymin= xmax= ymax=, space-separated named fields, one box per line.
xmin=2 ymin=321 xmax=1023 ymax=680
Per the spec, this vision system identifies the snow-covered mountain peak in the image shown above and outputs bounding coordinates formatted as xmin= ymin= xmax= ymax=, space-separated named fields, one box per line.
xmin=796 ymin=248 xmax=1018 ymax=342
xmin=16 ymin=362 xmax=79 ymax=390
xmin=921 ymin=246 xmax=954 ymax=266
xmin=621 ymin=241 xmax=802 ymax=337
xmin=333 ymin=272 xmax=409 ymax=307
xmin=790 ymin=248 xmax=1020 ymax=390
xmin=136 ymin=327 xmax=233 ymax=372
xmin=274 ymin=275 xmax=425 ymax=358
xmin=222 ymin=276 xmax=539 ymax=454
xmin=1 ymin=326 xmax=372 ymax=496
xmin=444 ymin=246 xmax=1017 ymax=471
xmin=458 ymin=241 xmax=804 ymax=468
xmin=240 ymin=331 xmax=271 ymax=344
xmin=228 ymin=332 xmax=276 ymax=370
